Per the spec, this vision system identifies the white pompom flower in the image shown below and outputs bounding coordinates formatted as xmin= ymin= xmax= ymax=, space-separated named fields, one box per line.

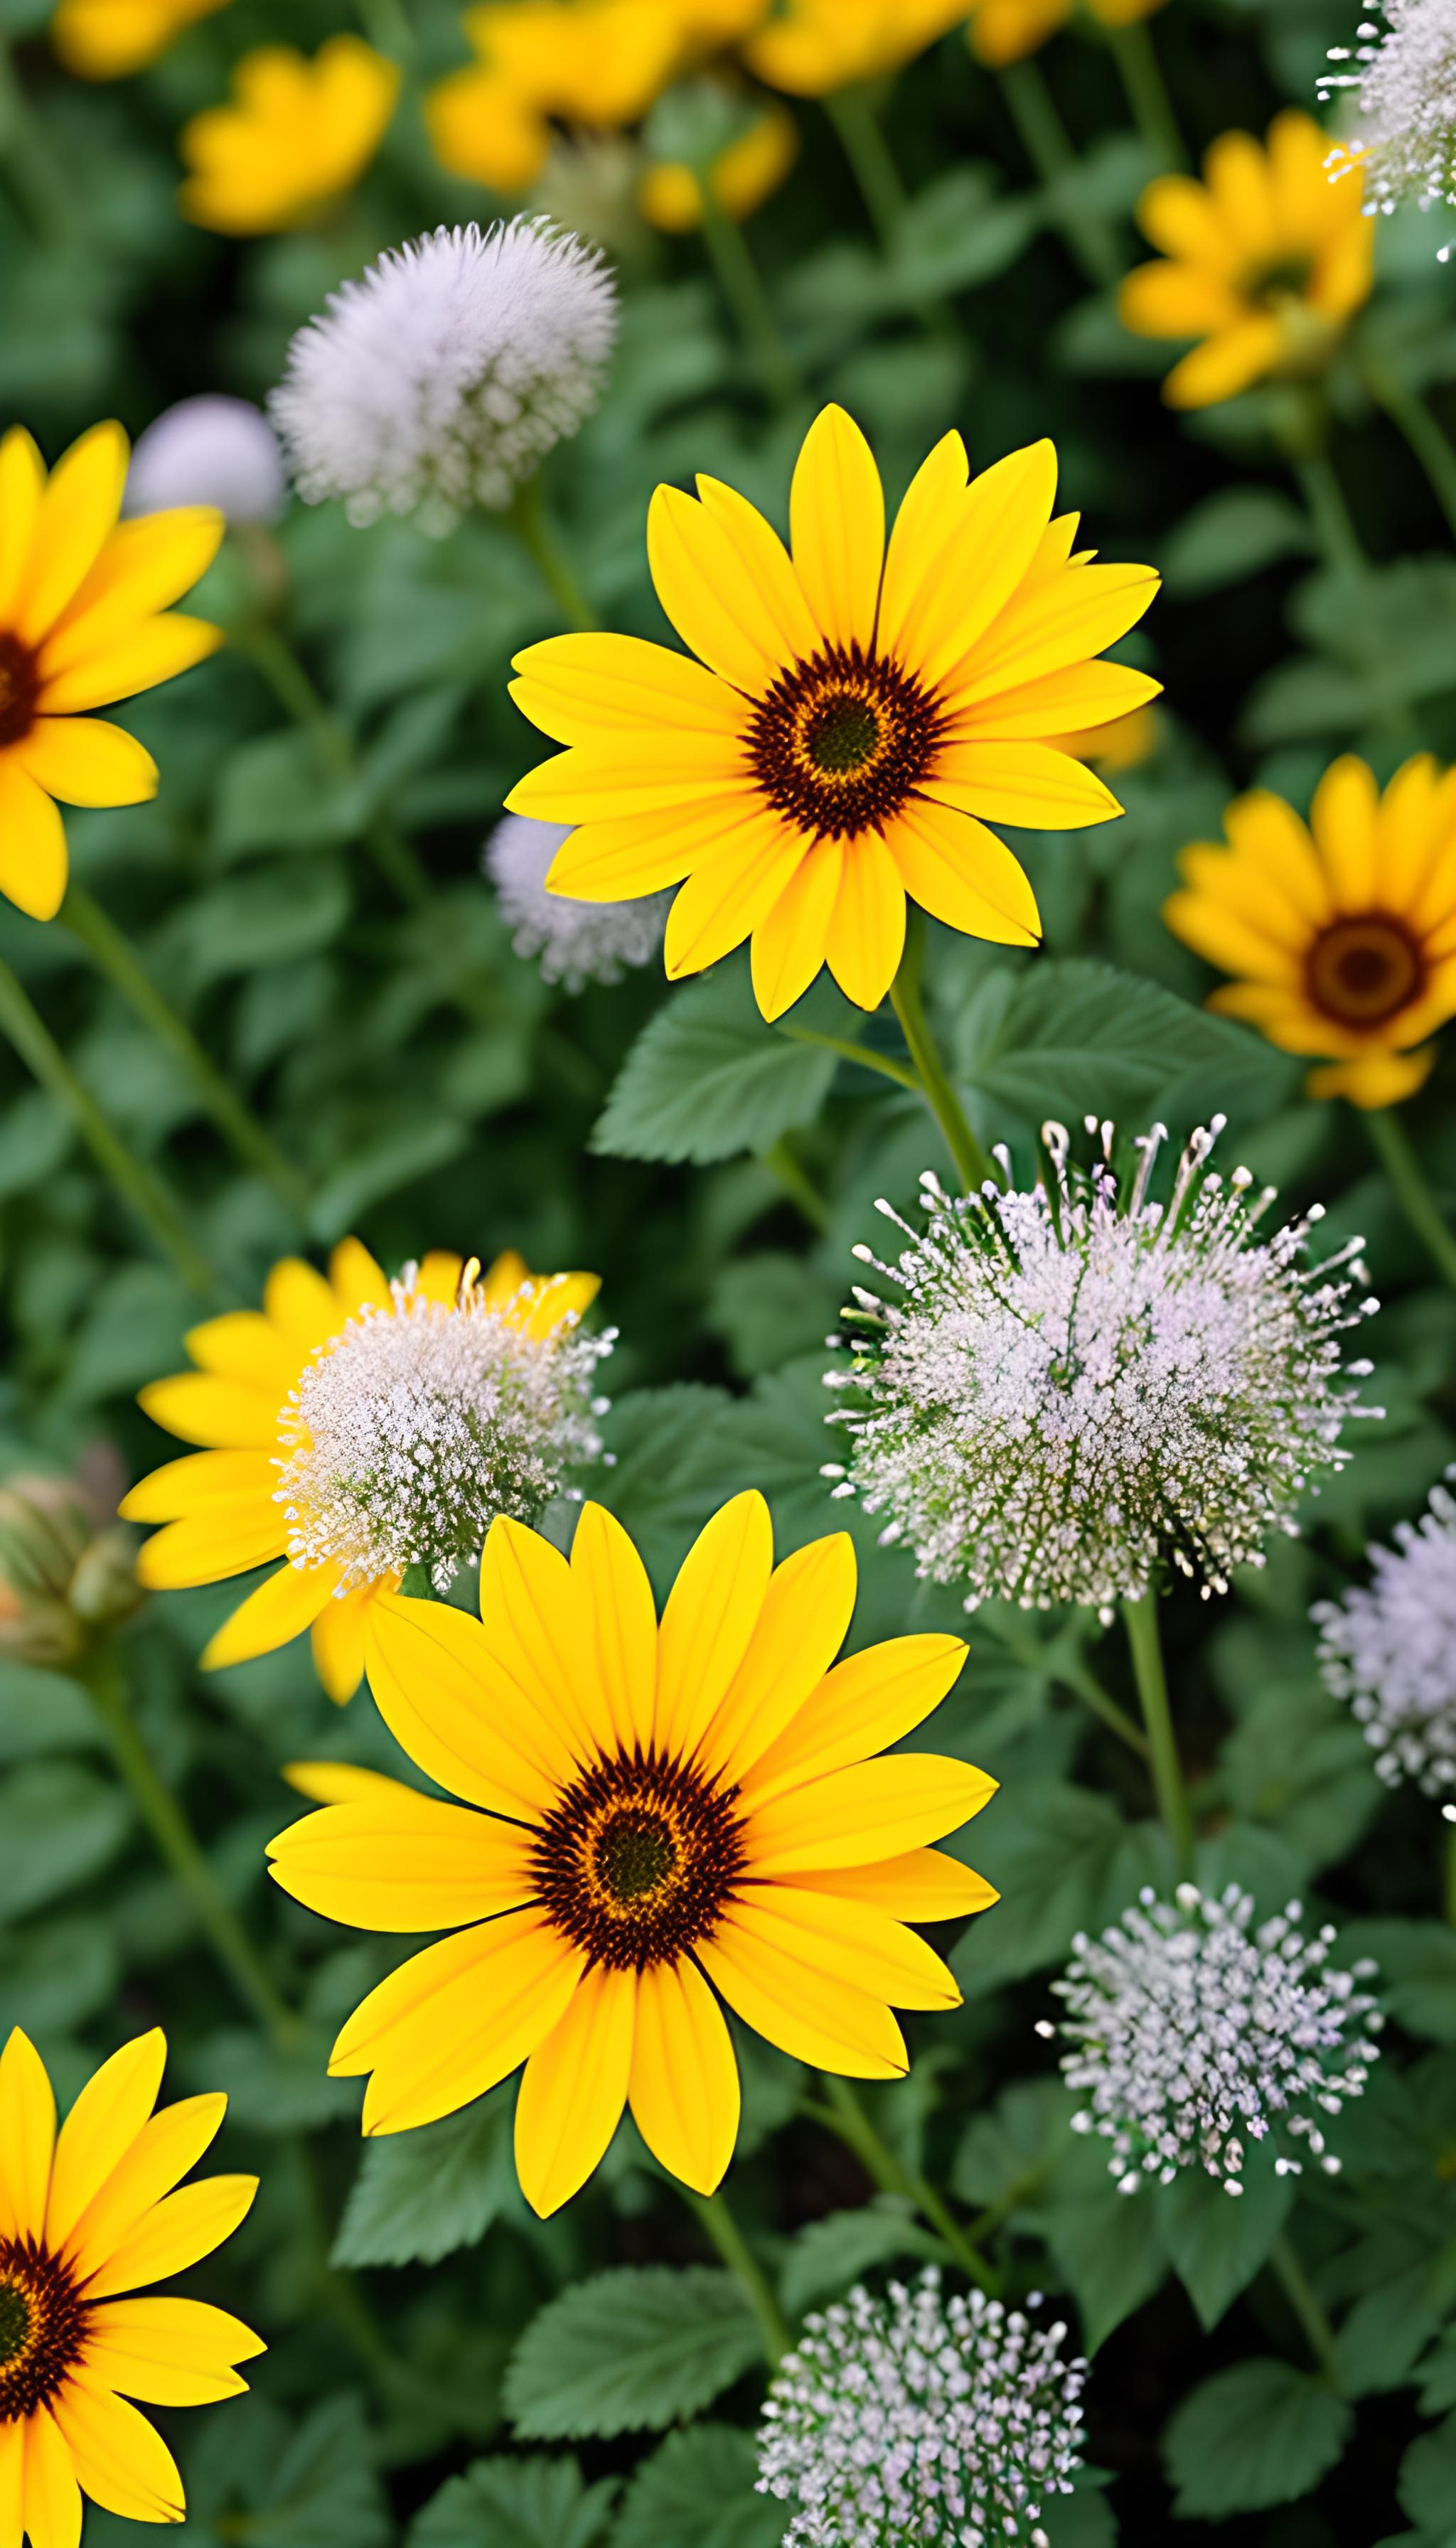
xmin=757 ymin=2269 xmax=1087 ymax=2548
xmin=1314 ymin=1470 xmax=1456 ymax=1796
xmin=1322 ymin=0 xmax=1456 ymax=234
xmin=1040 ymin=1884 xmax=1383 ymax=2193
xmin=269 ymin=218 xmax=618 ymax=528
xmin=124 ymin=395 xmax=286 ymax=523
xmin=825 ymin=1118 xmax=1380 ymax=1620
xmin=486 ymin=813 xmax=668 ymax=990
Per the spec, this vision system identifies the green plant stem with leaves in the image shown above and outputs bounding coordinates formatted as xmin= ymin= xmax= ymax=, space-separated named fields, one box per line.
xmin=823 ymin=83 xmax=963 ymax=346
xmin=80 ymin=1637 xmax=300 ymax=2048
xmin=697 ymin=181 xmax=803 ymax=410
xmin=1123 ymin=1588 xmax=1194 ymax=1874
xmin=0 ymin=954 xmax=220 ymax=1298
xmin=889 ymin=912 xmax=997 ymax=1192
xmin=352 ymin=0 xmax=415 ymax=55
xmin=1361 ymin=355 xmax=1456 ymax=547
xmin=60 ymin=884 xmax=311 ymax=1225
xmin=997 ymin=61 xmax=1122 ymax=290
xmin=764 ymin=1132 xmax=829 ymax=1230
xmin=812 ymin=2076 xmax=998 ymax=2292
xmin=1268 ymin=2234 xmax=1343 ymax=2387
xmin=1363 ymin=1105 xmax=1456 ymax=1292
xmin=509 ymin=476 xmax=598 ymax=634
xmin=682 ymin=2188 xmax=790 ymax=2367
xmin=1107 ymin=22 xmax=1186 ymax=170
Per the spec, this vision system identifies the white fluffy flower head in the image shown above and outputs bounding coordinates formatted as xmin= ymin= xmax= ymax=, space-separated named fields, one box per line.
xmin=275 ymin=1258 xmax=612 ymax=1592
xmin=486 ymin=814 xmax=668 ymax=989
xmin=125 ymin=395 xmax=286 ymax=525
xmin=269 ymin=218 xmax=618 ymax=526
xmin=825 ymin=1118 xmax=1379 ymax=1619
xmin=1320 ymin=1 xmax=1456 ymax=230
xmin=1040 ymin=1884 xmax=1383 ymax=2194
xmin=757 ymin=2269 xmax=1086 ymax=2548
xmin=1314 ymin=1469 xmax=1456 ymax=1794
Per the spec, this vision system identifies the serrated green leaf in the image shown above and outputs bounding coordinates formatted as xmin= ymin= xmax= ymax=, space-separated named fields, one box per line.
xmin=591 ymin=970 xmax=837 ymax=1165
xmin=611 ymin=2426 xmax=782 ymax=2548
xmin=505 ymin=2268 xmax=761 ymax=2440
xmin=780 ymin=2203 xmax=946 ymax=2318
xmin=333 ymin=2091 xmax=516 ymax=2267
xmin=1039 ymin=2167 xmax=1169 ymax=2353
xmin=1155 ymin=2152 xmax=1293 ymax=2331
xmin=411 ymin=2454 xmax=616 ymax=2548
xmin=1164 ymin=2360 xmax=1352 ymax=2517
xmin=950 ymin=1782 xmax=1170 ymax=1995
xmin=958 ymin=959 xmax=1285 ymax=1128
xmin=244 ymin=2397 xmax=391 ymax=2548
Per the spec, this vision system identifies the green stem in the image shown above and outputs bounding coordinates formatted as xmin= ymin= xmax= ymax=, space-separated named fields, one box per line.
xmin=1290 ymin=450 xmax=1365 ymax=585
xmin=682 ymin=2186 xmax=790 ymax=2367
xmin=998 ymin=61 xmax=1121 ymax=290
xmin=1364 ymin=1105 xmax=1456 ymax=1292
xmin=81 ymin=1640 xmax=299 ymax=2047
xmin=0 ymin=36 xmax=76 ymax=243
xmin=818 ymin=2077 xmax=997 ymax=2292
xmin=231 ymin=621 xmax=434 ymax=911
xmin=1123 ymin=1590 xmax=1192 ymax=1874
xmin=1446 ymin=1816 xmax=1456 ymax=1927
xmin=698 ymin=180 xmax=802 ymax=410
xmin=0 ymin=955 xmax=218 ymax=1297
xmin=824 ymin=85 xmax=908 ymax=245
xmin=352 ymin=0 xmax=414 ymax=53
xmin=1107 ymin=22 xmax=1186 ymax=169
xmin=1056 ymin=1651 xmax=1152 ymax=1760
xmin=60 ymin=885 xmax=311 ymax=1224
xmin=509 ymin=476 xmax=597 ymax=634
xmin=889 ymin=913 xmax=996 ymax=1192
xmin=1363 ymin=360 xmax=1456 ymax=545
xmin=778 ymin=1022 xmax=921 ymax=1094
xmin=764 ymin=1132 xmax=829 ymax=1231
xmin=1269 ymin=2232 xmax=1342 ymax=2387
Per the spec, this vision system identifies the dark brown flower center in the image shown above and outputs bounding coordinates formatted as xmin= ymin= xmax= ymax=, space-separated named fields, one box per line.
xmin=0 ymin=634 xmax=41 ymax=752
xmin=528 ymin=1747 xmax=746 ymax=1971
xmin=1243 ymin=252 xmax=1315 ymax=307
xmin=0 ymin=2239 xmax=88 ymax=2422
xmin=1305 ymin=913 xmax=1424 ymax=1027
xmin=748 ymin=641 xmax=945 ymax=840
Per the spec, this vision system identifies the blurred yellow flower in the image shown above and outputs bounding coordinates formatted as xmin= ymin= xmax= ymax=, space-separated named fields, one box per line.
xmin=51 ymin=0 xmax=230 ymax=80
xmin=1165 ymin=754 xmax=1456 ymax=1108
xmin=1120 ymin=109 xmax=1373 ymax=410
xmin=965 ymin=0 xmax=1162 ymax=68
xmin=743 ymin=0 xmax=967 ymax=93
xmin=428 ymin=0 xmax=685 ymax=191
xmin=178 ymin=35 xmax=400 ymax=235
xmin=641 ymin=99 xmax=798 ymax=229
xmin=0 ymin=420 xmax=221 ymax=924
xmin=1060 ymin=702 xmax=1160 ymax=772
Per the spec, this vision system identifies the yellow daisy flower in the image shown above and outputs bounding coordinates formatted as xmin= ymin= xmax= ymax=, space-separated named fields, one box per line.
xmin=506 ymin=402 xmax=1160 ymax=1021
xmin=1165 ymin=754 xmax=1456 ymax=1108
xmin=1119 ymin=109 xmax=1374 ymax=410
xmin=178 ymin=36 xmax=401 ymax=235
xmin=743 ymin=0 xmax=968 ymax=92
xmin=51 ymin=0 xmax=230 ymax=80
xmin=427 ymin=1 xmax=686 ymax=193
xmin=0 ymin=2025 xmax=260 ymax=2542
xmin=641 ymin=99 xmax=799 ymax=231
xmin=0 ymin=421 xmax=222 ymax=925
xmin=267 ymin=1494 xmax=997 ymax=2216
xmin=965 ymin=0 xmax=1162 ymax=69
xmin=122 ymin=1243 xmax=602 ymax=1703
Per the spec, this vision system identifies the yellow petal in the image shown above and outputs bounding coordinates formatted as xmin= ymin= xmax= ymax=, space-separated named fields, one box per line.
xmin=137 ymin=1371 xmax=281 ymax=1451
xmin=628 ymin=1957 xmax=739 ymax=2195
xmin=62 ymin=2094 xmax=226 ymax=2287
xmin=921 ymin=739 xmax=1122 ymax=831
xmin=545 ymin=798 xmax=752 ymax=902
xmin=82 ymin=2296 xmax=264 ymax=2409
xmin=1135 ymin=171 xmax=1242 ymax=268
xmin=0 ymin=2029 xmax=55 ymax=2244
xmin=648 ymin=481 xmax=802 ymax=693
xmin=136 ymin=1504 xmax=289 ymax=1590
xmin=1307 ymin=1046 xmax=1437 ymax=1106
xmin=695 ymin=472 xmax=823 ymax=673
xmin=364 ymin=1592 xmax=570 ymax=1820
xmin=11 ymin=716 xmax=156 ymax=810
xmin=744 ymin=1755 xmax=997 ymax=1874
xmin=1162 ymin=316 xmax=1283 ymax=409
xmin=0 ymin=756 xmax=68 ymax=921
xmin=1224 ymin=791 xmax=1332 ymax=929
xmin=281 ymin=1760 xmax=412 ymax=1804
xmin=568 ymin=1501 xmax=658 ymax=1757
xmin=200 ymin=1562 xmax=341 ymax=1672
xmin=329 ymin=1235 xmax=392 ymax=1315
xmin=789 ymin=404 xmax=885 ymax=654
xmin=36 ymin=611 xmax=221 ymax=714
xmin=655 ymin=1489 xmax=774 ymax=1759
xmin=786 ymin=1848 xmax=998 ymax=1920
xmin=337 ymin=1914 xmax=582 ymax=2136
xmin=740 ymin=1633 xmax=968 ymax=1807
xmin=81 ymin=2173 xmax=257 ymax=2301
xmin=883 ymin=439 xmax=1059 ymax=694
xmin=310 ymin=1584 xmax=375 ymax=1706
xmin=267 ymin=1789 xmax=535 ymax=1932
xmin=876 ymin=431 xmax=969 ymax=665
xmin=733 ymin=1881 xmax=960 ymax=2010
xmin=50 ymin=2379 xmax=184 ymax=2525
xmin=948 ymin=659 xmax=1162 ymax=742
xmin=663 ymin=810 xmax=805 ymax=980
xmin=1308 ymin=754 xmax=1380 ymax=909
xmin=1118 ymin=259 xmax=1242 ymax=339
xmin=21 ymin=2408 xmax=80 ymax=2548
xmin=265 ymin=1253 xmax=343 ymax=1341
xmin=823 ymin=834 xmax=905 ymax=1010
xmin=700 ymin=1532 xmax=857 ymax=1785
xmin=697 ymin=1908 xmax=907 ymax=2078
xmin=16 ymin=422 xmax=129 ymax=646
xmin=45 ymin=2033 xmax=166 ymax=2252
xmin=1203 ymin=127 xmax=1279 ymax=259
xmin=119 ymin=1451 xmax=279 ymax=1524
xmin=478 ymin=1515 xmax=604 ymax=1766
xmin=513 ymin=1963 xmax=636 ymax=2217
xmin=750 ymin=837 xmax=842 ymax=1021
xmin=0 ymin=2415 xmax=23 ymax=2548
xmin=183 ymin=1308 xmax=298 ymax=1389
xmin=505 ymin=1269 xmax=601 ymax=1342
xmin=884 ymin=798 xmax=1040 ymax=945
xmin=40 ymin=508 xmax=225 ymax=679
xmin=0 ymin=426 xmax=45 ymax=626
xmin=509 ymin=631 xmax=742 ymax=745
xmin=948 ymin=557 xmax=1160 ymax=707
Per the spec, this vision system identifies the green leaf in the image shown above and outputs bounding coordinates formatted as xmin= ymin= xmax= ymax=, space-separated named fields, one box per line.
xmin=1155 ymin=2152 xmax=1293 ymax=2331
xmin=1160 ymin=488 xmax=1315 ymax=596
xmin=308 ymin=1113 xmax=471 ymax=1241
xmin=0 ymin=1662 xmax=97 ymax=1760
xmin=213 ymin=732 xmax=368 ymax=857
xmin=505 ymin=2267 xmax=762 ymax=2440
xmin=180 ymin=862 xmax=352 ymax=987
xmin=950 ymin=1782 xmax=1170 ymax=1996
xmin=0 ymin=1915 xmax=118 ymax=2034
xmin=953 ymin=2077 xmax=1069 ymax=2207
xmin=591 ymin=970 xmax=838 ymax=1165
xmin=0 ymin=1762 xmax=130 ymax=1920
xmin=1399 ymin=2412 xmax=1456 ymax=2534
xmin=1339 ymin=1921 xmax=1456 ymax=2042
xmin=332 ymin=2092 xmax=516 ymax=2267
xmin=958 ymin=960 xmax=1285 ymax=1128
xmin=0 ymin=1090 xmax=70 ymax=1199
xmin=1336 ymin=2262 xmax=1447 ymax=2399
xmin=1039 ymin=2165 xmax=1169 ymax=2353
xmin=242 ymin=2397 xmax=392 ymax=2548
xmin=411 ymin=2454 xmax=616 ymax=2548
xmin=1164 ymin=2360 xmax=1353 ymax=2517
xmin=599 ymin=1386 xmax=735 ymax=1585
xmin=704 ymin=1252 xmax=840 ymax=1381
xmin=612 ymin=2426 xmax=782 ymax=2548
xmin=780 ymin=2202 xmax=946 ymax=2318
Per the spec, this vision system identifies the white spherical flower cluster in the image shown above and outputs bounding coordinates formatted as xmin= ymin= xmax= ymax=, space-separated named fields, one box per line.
xmin=485 ymin=813 xmax=668 ymax=990
xmin=275 ymin=1260 xmax=612 ymax=1593
xmin=824 ymin=1118 xmax=1379 ymax=1620
xmin=125 ymin=395 xmax=286 ymax=524
xmin=1313 ymin=1470 xmax=1456 ymax=1796
xmin=270 ymin=218 xmax=618 ymax=528
xmin=757 ymin=2270 xmax=1086 ymax=2548
xmin=1320 ymin=1 xmax=1456 ymax=235
xmin=1040 ymin=1884 xmax=1383 ymax=2195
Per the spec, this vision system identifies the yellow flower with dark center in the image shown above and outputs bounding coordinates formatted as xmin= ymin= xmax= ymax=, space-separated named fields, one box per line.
xmin=0 ymin=2025 xmax=260 ymax=2539
xmin=507 ymin=402 xmax=1159 ymax=1020
xmin=122 ymin=1243 xmax=603 ymax=1703
xmin=51 ymin=0 xmax=230 ymax=80
xmin=1119 ymin=110 xmax=1374 ymax=410
xmin=641 ymin=99 xmax=798 ymax=230
xmin=0 ymin=421 xmax=222 ymax=925
xmin=1165 ymin=754 xmax=1456 ymax=1107
xmin=743 ymin=0 xmax=967 ymax=91
xmin=178 ymin=37 xmax=401 ymax=235
xmin=427 ymin=1 xmax=688 ymax=192
xmin=268 ymin=1494 xmax=997 ymax=2215
xmin=965 ymin=0 xmax=1162 ymax=68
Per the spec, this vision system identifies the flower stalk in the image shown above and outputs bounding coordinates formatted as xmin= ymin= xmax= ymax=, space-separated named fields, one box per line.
xmin=998 ymin=61 xmax=1122 ymax=288
xmin=815 ymin=2076 xmax=998 ymax=2293
xmin=682 ymin=2186 xmax=790 ymax=2366
xmin=1363 ymin=1103 xmax=1456 ymax=1292
xmin=888 ymin=914 xmax=997 ymax=1193
xmin=1107 ymin=22 xmax=1186 ymax=169
xmin=1122 ymin=1588 xmax=1193 ymax=1873
xmin=509 ymin=474 xmax=599 ymax=633
xmin=1268 ymin=2233 xmax=1343 ymax=2387
xmin=697 ymin=176 xmax=803 ymax=410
